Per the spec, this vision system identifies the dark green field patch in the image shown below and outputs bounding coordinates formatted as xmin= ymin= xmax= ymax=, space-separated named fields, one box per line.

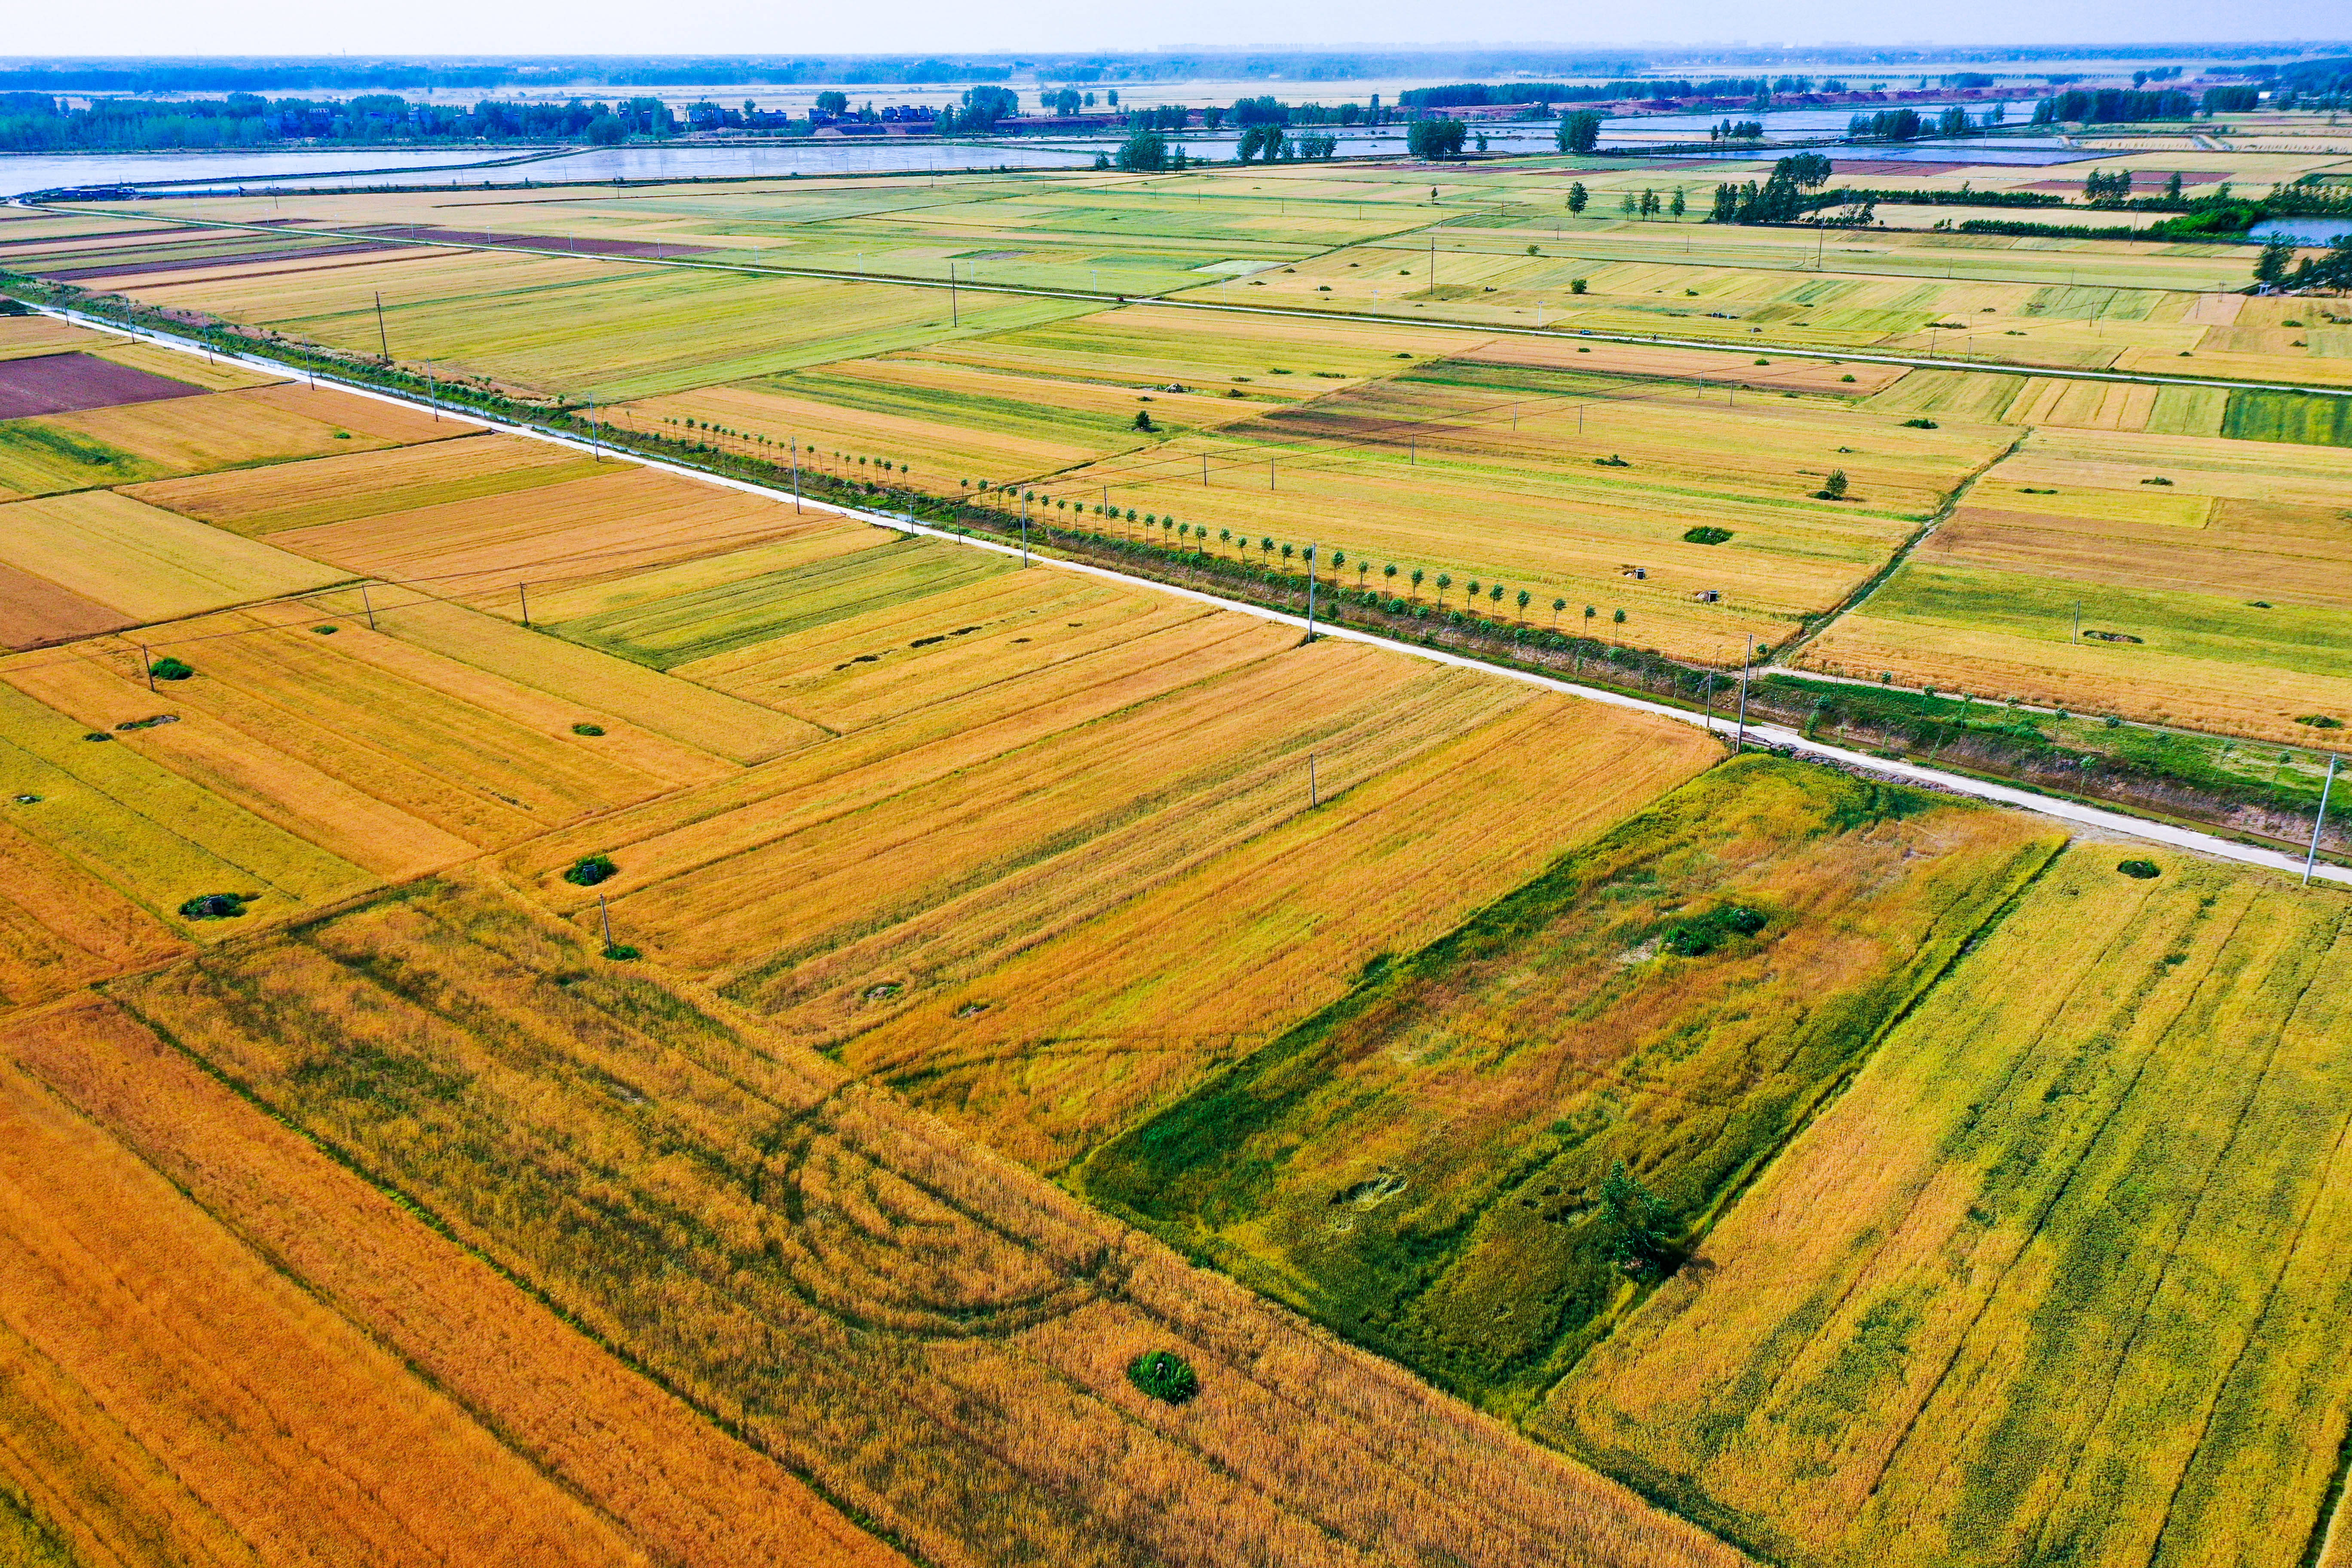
xmin=2220 ymin=386 xmax=2352 ymax=448
xmin=548 ymin=538 xmax=1015 ymax=669
xmin=1078 ymin=756 xmax=2058 ymax=1411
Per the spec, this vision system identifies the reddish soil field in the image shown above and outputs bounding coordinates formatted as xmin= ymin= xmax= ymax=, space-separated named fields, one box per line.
xmin=0 ymin=560 xmax=132 ymax=649
xmin=0 ymin=351 xmax=205 ymax=420
xmin=33 ymin=241 xmax=407 ymax=282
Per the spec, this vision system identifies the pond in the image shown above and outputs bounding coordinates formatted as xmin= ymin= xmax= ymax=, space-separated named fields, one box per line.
xmin=0 ymin=147 xmax=529 ymax=197
xmin=2249 ymin=216 xmax=2352 ymax=246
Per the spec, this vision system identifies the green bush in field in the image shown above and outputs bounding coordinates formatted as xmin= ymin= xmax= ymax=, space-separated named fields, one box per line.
xmin=565 ymin=854 xmax=618 ymax=887
xmin=2117 ymin=859 xmax=2161 ymax=879
xmin=1127 ymin=1350 xmax=1199 ymax=1405
xmin=148 ymin=656 xmax=193 ymax=681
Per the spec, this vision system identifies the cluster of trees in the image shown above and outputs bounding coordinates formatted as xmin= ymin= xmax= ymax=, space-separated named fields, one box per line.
xmin=1708 ymin=152 xmax=1834 ymax=224
xmin=1405 ymin=117 xmax=1468 ymax=158
xmin=2031 ymin=87 xmax=2196 ymax=124
xmin=946 ymin=85 xmax=1020 ymax=133
xmin=1556 ymin=110 xmax=1602 ymax=153
xmin=1847 ymin=107 xmax=1922 ymax=140
xmin=2080 ymin=168 xmax=2141 ymax=201
xmin=2200 ymin=85 xmax=2262 ymax=114
xmin=2256 ymin=232 xmax=2352 ymax=291
xmin=1109 ymin=131 xmax=1189 ymax=170
xmin=1124 ymin=104 xmax=1191 ymax=132
xmin=0 ymin=91 xmax=680 ymax=151
xmin=1709 ymin=119 xmax=1764 ymax=141
xmin=1233 ymin=124 xmax=1337 ymax=162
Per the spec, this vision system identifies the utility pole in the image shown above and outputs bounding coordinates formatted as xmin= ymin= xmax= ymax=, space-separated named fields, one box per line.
xmin=790 ymin=438 xmax=801 ymax=511
xmin=1306 ymin=543 xmax=1317 ymax=638
xmin=599 ymin=893 xmax=615 ymax=951
xmin=1735 ymin=634 xmax=1754 ymax=751
xmin=140 ymin=644 xmax=154 ymax=692
xmin=1021 ymin=490 xmax=1030 ymax=565
xmin=948 ymin=260 xmax=958 ymax=327
xmin=425 ymin=361 xmax=437 ymax=421
xmin=360 ymin=584 xmax=377 ymax=631
xmin=1202 ymin=454 xmax=1208 ymax=485
xmin=1310 ymin=752 xmax=1319 ymax=808
xmin=1269 ymin=457 xmax=1275 ymax=491
xmin=519 ymin=582 xmax=530 ymax=626
xmin=374 ymin=291 xmax=390 ymax=361
xmin=2307 ymin=754 xmax=2340 ymax=887
xmin=2073 ymin=600 xmax=2080 ymax=644
xmin=1428 ymin=233 xmax=1436 ymax=294
xmin=588 ymin=394 xmax=600 ymax=460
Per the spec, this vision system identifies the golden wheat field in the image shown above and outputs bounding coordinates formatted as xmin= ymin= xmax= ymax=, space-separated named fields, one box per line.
xmin=24 ymin=873 xmax=1741 ymax=1568
xmin=1553 ymin=846 xmax=2352 ymax=1568
xmin=5 ymin=132 xmax=2352 ymax=1568
xmin=1801 ymin=426 xmax=2352 ymax=740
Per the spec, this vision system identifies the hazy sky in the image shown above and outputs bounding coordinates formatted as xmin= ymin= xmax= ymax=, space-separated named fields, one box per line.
xmin=8 ymin=0 xmax=2334 ymax=57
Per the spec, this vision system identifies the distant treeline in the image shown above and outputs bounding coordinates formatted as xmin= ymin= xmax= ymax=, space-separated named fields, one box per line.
xmin=0 ymin=45 xmax=2340 ymax=97
xmin=2030 ymin=87 xmax=2197 ymax=122
xmin=0 ymin=92 xmax=679 ymax=150
xmin=1399 ymin=75 xmax=1843 ymax=109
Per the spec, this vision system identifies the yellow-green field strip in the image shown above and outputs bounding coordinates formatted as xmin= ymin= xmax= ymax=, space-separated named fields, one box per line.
xmin=34 ymin=300 xmax=2349 ymax=889
xmin=28 ymin=199 xmax=2352 ymax=401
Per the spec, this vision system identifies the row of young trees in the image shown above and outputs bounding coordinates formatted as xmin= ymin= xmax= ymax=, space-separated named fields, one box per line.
xmin=958 ymin=484 xmax=1640 ymax=632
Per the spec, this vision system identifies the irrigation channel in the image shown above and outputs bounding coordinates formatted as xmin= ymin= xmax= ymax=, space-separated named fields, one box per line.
xmin=35 ymin=300 xmax=2350 ymax=890
xmin=29 ymin=199 xmax=2352 ymax=405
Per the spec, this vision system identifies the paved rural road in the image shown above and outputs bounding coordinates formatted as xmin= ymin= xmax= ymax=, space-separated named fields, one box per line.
xmin=46 ymin=303 xmax=2350 ymax=890
xmin=30 ymin=200 xmax=2352 ymax=401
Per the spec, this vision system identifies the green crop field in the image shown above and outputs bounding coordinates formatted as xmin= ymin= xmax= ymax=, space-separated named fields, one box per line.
xmin=1079 ymin=758 xmax=2060 ymax=1407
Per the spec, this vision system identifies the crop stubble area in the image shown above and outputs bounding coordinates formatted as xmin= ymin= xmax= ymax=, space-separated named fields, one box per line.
xmin=1 ymin=149 xmax=2351 ymax=1566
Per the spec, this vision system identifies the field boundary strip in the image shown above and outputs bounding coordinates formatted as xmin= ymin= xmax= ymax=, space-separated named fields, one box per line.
xmin=37 ymin=300 xmax=2349 ymax=890
xmin=24 ymin=199 xmax=2352 ymax=401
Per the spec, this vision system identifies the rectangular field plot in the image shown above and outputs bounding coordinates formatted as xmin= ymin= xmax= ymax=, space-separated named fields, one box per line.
xmin=1802 ymin=428 xmax=2352 ymax=741
xmin=919 ymin=303 xmax=1491 ymax=397
xmin=0 ymin=1038 xmax=652 ymax=1568
xmin=0 ymin=560 xmax=134 ymax=652
xmin=838 ymin=690 xmax=1721 ymax=1170
xmin=74 ymin=876 xmax=1734 ymax=1568
xmin=0 ymin=490 xmax=346 ymax=628
xmin=0 ymin=681 xmax=372 ymax=936
xmin=0 ymin=350 xmax=205 ymax=419
xmin=1 ymin=992 xmax=910 ymax=1568
xmin=126 ymin=430 xmax=603 ymax=536
xmin=674 ymin=566 xmax=1233 ymax=734
xmin=112 ymin=246 xmax=1102 ymax=400
xmin=548 ymin=533 xmax=1014 ymax=670
xmin=270 ymin=462 xmax=834 ymax=599
xmin=0 ymin=818 xmax=186 ymax=1007
xmin=0 ymin=313 xmax=97 ymax=362
xmin=34 ymin=381 xmax=445 ymax=475
xmin=1550 ymin=847 xmax=2352 ymax=1568
xmin=1040 ymin=355 xmax=2008 ymax=660
xmin=612 ymin=356 xmax=1254 ymax=497
xmin=1078 ymin=759 xmax=2061 ymax=1400
xmin=2 ymin=606 xmax=745 ymax=879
